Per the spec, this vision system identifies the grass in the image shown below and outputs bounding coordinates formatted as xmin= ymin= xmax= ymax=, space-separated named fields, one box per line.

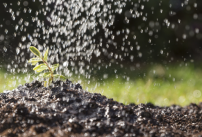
xmin=0 ymin=70 xmax=30 ymax=92
xmin=1 ymin=63 xmax=202 ymax=106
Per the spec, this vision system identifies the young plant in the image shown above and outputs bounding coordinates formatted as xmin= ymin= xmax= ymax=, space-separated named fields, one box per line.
xmin=28 ymin=46 xmax=66 ymax=87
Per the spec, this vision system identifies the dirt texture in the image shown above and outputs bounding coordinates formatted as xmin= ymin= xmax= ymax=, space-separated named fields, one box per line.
xmin=1 ymin=80 xmax=202 ymax=137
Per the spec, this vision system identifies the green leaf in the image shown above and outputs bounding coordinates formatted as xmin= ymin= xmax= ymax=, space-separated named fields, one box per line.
xmin=53 ymin=74 xmax=66 ymax=80
xmin=39 ymin=72 xmax=51 ymax=78
xmin=48 ymin=78 xmax=52 ymax=84
xmin=43 ymin=48 xmax=49 ymax=61
xmin=28 ymin=58 xmax=42 ymax=65
xmin=33 ymin=64 xmax=49 ymax=72
xmin=52 ymin=64 xmax=59 ymax=71
xmin=30 ymin=46 xmax=41 ymax=57
xmin=60 ymin=75 xmax=66 ymax=80
xmin=31 ymin=61 xmax=39 ymax=65
xmin=28 ymin=58 xmax=42 ymax=62
xmin=53 ymin=74 xmax=60 ymax=77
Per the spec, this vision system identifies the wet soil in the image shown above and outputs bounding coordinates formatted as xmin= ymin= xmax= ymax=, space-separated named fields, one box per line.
xmin=1 ymin=80 xmax=202 ymax=137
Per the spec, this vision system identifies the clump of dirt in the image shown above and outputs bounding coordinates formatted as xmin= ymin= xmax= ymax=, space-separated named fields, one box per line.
xmin=1 ymin=80 xmax=202 ymax=136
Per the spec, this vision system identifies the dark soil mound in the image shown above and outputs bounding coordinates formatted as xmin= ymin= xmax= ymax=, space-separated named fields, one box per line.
xmin=1 ymin=80 xmax=202 ymax=136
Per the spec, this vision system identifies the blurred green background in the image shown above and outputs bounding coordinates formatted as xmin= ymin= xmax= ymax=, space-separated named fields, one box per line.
xmin=1 ymin=62 xmax=202 ymax=107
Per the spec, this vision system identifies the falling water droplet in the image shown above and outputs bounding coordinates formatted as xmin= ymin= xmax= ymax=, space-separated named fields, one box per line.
xmin=194 ymin=3 xmax=197 ymax=8
xmin=3 ymin=3 xmax=7 ymax=8
xmin=15 ymin=25 xmax=19 ymax=31
xmin=133 ymin=35 xmax=136 ymax=39
xmin=16 ymin=47 xmax=20 ymax=55
xmin=182 ymin=34 xmax=187 ymax=39
xmin=136 ymin=46 xmax=140 ymax=50
xmin=195 ymin=28 xmax=199 ymax=33
xmin=27 ymin=34 xmax=33 ymax=42
xmin=24 ymin=22 xmax=29 ymax=26
xmin=11 ymin=15 xmax=16 ymax=20
xmin=114 ymin=69 xmax=117 ymax=73
xmin=0 ymin=35 xmax=4 ymax=41
xmin=118 ymin=9 xmax=122 ymax=14
xmin=28 ymin=9 xmax=32 ymax=13
xmin=5 ymin=29 xmax=8 ymax=34
xmin=19 ymin=18 xmax=23 ymax=25
xmin=3 ymin=47 xmax=7 ymax=52
xmin=21 ymin=36 xmax=26 ymax=42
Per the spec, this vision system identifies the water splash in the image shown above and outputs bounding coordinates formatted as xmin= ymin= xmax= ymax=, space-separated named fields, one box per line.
xmin=0 ymin=0 xmax=201 ymax=93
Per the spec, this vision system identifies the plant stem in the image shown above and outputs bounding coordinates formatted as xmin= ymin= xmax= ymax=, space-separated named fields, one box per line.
xmin=41 ymin=58 xmax=53 ymax=82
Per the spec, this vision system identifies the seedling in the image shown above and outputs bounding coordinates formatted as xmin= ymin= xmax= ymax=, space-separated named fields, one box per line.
xmin=28 ymin=46 xmax=66 ymax=87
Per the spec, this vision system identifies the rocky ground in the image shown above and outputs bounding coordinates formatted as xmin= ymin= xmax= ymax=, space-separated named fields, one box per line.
xmin=1 ymin=80 xmax=202 ymax=136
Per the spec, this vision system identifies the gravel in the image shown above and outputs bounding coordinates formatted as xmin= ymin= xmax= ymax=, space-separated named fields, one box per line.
xmin=1 ymin=80 xmax=202 ymax=136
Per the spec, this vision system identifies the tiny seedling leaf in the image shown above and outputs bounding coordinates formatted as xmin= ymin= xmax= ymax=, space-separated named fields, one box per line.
xmin=28 ymin=58 xmax=42 ymax=62
xmin=53 ymin=74 xmax=66 ymax=80
xmin=30 ymin=46 xmax=41 ymax=57
xmin=52 ymin=64 xmax=59 ymax=71
xmin=39 ymin=72 xmax=51 ymax=78
xmin=28 ymin=58 xmax=42 ymax=65
xmin=44 ymin=48 xmax=49 ymax=62
xmin=48 ymin=78 xmax=52 ymax=84
xmin=31 ymin=61 xmax=39 ymax=65
xmin=33 ymin=64 xmax=49 ymax=72
xmin=60 ymin=75 xmax=66 ymax=80
xmin=53 ymin=74 xmax=60 ymax=77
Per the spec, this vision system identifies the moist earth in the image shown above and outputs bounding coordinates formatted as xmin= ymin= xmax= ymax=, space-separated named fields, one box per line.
xmin=0 ymin=80 xmax=202 ymax=137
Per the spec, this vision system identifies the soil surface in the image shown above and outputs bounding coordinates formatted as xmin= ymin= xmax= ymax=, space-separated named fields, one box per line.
xmin=1 ymin=80 xmax=202 ymax=136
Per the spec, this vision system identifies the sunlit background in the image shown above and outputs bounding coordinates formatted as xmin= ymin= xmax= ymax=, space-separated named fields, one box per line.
xmin=1 ymin=0 xmax=202 ymax=106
